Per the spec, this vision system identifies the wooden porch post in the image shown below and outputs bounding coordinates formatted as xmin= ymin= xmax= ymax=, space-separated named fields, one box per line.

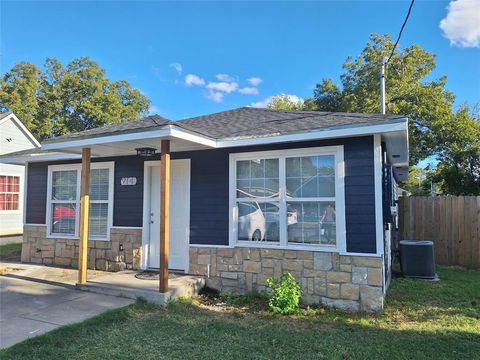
xmin=159 ymin=140 xmax=170 ymax=293
xmin=78 ymin=147 xmax=91 ymax=284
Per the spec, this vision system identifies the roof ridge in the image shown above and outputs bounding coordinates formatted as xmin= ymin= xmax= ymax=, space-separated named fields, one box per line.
xmin=178 ymin=107 xmax=247 ymax=122
xmin=240 ymin=106 xmax=406 ymax=119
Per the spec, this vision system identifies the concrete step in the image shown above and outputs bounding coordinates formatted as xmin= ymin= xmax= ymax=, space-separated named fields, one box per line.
xmin=76 ymin=275 xmax=205 ymax=306
xmin=76 ymin=282 xmax=168 ymax=305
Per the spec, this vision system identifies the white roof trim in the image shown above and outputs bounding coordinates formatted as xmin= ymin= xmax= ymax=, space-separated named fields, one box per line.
xmin=42 ymin=126 xmax=217 ymax=151
xmin=1 ymin=152 xmax=82 ymax=164
xmin=0 ymin=113 xmax=41 ymax=148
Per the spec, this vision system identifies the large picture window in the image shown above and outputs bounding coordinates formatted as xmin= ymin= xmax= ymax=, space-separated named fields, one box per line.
xmin=230 ymin=147 xmax=345 ymax=251
xmin=47 ymin=162 xmax=114 ymax=240
xmin=0 ymin=175 xmax=20 ymax=211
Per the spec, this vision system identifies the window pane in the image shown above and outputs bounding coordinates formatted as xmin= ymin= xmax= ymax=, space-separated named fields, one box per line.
xmin=5 ymin=194 xmax=12 ymax=210
xmin=90 ymin=169 xmax=109 ymax=201
xmin=237 ymin=201 xmax=279 ymax=242
xmin=237 ymin=161 xmax=250 ymax=179
xmin=52 ymin=203 xmax=76 ymax=234
xmin=0 ymin=176 xmax=5 ymax=192
xmin=287 ymin=202 xmax=336 ymax=245
xmin=286 ymin=155 xmax=335 ymax=198
xmin=89 ymin=203 xmax=108 ymax=237
xmin=13 ymin=179 xmax=20 ymax=193
xmin=52 ymin=170 xmax=77 ymax=200
xmin=261 ymin=202 xmax=280 ymax=242
xmin=6 ymin=177 xmax=13 ymax=192
xmin=236 ymin=159 xmax=279 ymax=198
xmin=12 ymin=194 xmax=19 ymax=210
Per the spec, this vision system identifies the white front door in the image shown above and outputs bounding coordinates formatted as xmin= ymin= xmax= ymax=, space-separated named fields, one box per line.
xmin=148 ymin=159 xmax=190 ymax=272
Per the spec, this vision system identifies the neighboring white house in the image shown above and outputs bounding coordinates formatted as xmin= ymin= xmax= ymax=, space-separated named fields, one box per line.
xmin=0 ymin=112 xmax=40 ymax=235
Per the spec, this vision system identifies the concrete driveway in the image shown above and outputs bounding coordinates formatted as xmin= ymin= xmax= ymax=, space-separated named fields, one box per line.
xmin=0 ymin=264 xmax=134 ymax=349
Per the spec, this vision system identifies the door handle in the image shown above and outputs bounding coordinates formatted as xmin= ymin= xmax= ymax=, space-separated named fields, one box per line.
xmin=149 ymin=220 xmax=154 ymax=224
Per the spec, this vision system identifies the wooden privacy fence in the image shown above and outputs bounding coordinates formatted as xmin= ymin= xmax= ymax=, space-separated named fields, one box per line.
xmin=398 ymin=196 xmax=480 ymax=268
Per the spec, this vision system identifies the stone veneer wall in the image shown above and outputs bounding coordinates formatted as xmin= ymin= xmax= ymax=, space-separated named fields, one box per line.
xmin=21 ymin=225 xmax=142 ymax=271
xmin=189 ymin=247 xmax=384 ymax=313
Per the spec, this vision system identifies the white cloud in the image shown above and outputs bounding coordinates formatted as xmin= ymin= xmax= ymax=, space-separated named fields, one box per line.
xmin=185 ymin=74 xmax=205 ymax=86
xmin=184 ymin=72 xmax=264 ymax=102
xmin=440 ymin=0 xmax=480 ymax=47
xmin=206 ymin=81 xmax=239 ymax=93
xmin=215 ymin=73 xmax=236 ymax=82
xmin=206 ymin=90 xmax=224 ymax=103
xmin=247 ymin=77 xmax=263 ymax=87
xmin=238 ymin=87 xmax=259 ymax=95
xmin=170 ymin=63 xmax=183 ymax=75
xmin=250 ymin=94 xmax=304 ymax=108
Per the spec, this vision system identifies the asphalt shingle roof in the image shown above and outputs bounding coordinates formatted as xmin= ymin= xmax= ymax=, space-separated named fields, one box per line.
xmin=43 ymin=115 xmax=171 ymax=143
xmin=42 ymin=107 xmax=406 ymax=144
xmin=177 ymin=107 xmax=405 ymax=140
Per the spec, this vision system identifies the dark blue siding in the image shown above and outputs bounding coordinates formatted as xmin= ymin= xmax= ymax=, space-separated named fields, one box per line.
xmin=26 ymin=162 xmax=48 ymax=224
xmin=174 ymin=136 xmax=376 ymax=252
xmin=343 ymin=137 xmax=376 ymax=253
xmin=25 ymin=135 xmax=376 ymax=253
xmin=112 ymin=156 xmax=144 ymax=227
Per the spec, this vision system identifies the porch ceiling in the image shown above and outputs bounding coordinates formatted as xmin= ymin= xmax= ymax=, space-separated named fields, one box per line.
xmin=65 ymin=137 xmax=212 ymax=157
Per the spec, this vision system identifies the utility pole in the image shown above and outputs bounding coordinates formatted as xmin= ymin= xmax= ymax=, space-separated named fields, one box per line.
xmin=380 ymin=57 xmax=387 ymax=115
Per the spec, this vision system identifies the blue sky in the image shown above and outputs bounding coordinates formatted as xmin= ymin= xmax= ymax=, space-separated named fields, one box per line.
xmin=1 ymin=1 xmax=479 ymax=120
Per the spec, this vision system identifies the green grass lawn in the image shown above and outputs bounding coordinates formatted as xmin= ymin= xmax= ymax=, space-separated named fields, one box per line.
xmin=1 ymin=267 xmax=479 ymax=359
xmin=0 ymin=243 xmax=22 ymax=260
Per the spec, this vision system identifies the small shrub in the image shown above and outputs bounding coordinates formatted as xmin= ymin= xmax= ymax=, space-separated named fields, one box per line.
xmin=266 ymin=272 xmax=302 ymax=315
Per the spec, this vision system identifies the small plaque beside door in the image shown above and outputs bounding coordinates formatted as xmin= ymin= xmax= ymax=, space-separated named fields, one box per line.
xmin=121 ymin=177 xmax=137 ymax=186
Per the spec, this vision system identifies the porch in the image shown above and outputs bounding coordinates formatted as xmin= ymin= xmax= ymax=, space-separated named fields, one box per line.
xmin=31 ymin=123 xmax=217 ymax=296
xmin=1 ymin=260 xmax=205 ymax=307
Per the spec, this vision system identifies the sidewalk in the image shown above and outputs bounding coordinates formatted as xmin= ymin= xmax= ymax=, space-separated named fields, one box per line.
xmin=0 ymin=262 xmax=134 ymax=348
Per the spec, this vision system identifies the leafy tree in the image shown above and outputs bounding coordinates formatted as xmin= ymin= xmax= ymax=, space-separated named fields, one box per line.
xmin=299 ymin=33 xmax=479 ymax=195
xmin=431 ymin=105 xmax=480 ymax=195
xmin=305 ymin=34 xmax=455 ymax=165
xmin=0 ymin=57 xmax=150 ymax=140
xmin=266 ymin=94 xmax=304 ymax=110
xmin=402 ymin=166 xmax=438 ymax=196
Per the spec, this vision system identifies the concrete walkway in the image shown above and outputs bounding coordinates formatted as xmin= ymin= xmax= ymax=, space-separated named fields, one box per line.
xmin=0 ymin=262 xmax=134 ymax=349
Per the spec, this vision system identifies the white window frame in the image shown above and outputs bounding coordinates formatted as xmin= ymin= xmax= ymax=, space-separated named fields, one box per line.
xmin=46 ymin=162 xmax=114 ymax=241
xmin=0 ymin=175 xmax=22 ymax=214
xmin=229 ymin=146 xmax=346 ymax=252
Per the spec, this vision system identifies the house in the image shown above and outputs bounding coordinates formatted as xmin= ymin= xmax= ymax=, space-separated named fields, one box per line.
xmin=0 ymin=107 xmax=408 ymax=312
xmin=0 ymin=112 xmax=40 ymax=235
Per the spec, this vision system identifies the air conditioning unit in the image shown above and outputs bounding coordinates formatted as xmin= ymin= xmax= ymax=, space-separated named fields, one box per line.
xmin=400 ymin=240 xmax=436 ymax=279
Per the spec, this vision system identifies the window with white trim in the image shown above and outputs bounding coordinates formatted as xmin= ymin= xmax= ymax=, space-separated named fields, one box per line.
xmin=0 ymin=175 xmax=20 ymax=211
xmin=47 ymin=162 xmax=114 ymax=240
xmin=230 ymin=146 xmax=346 ymax=251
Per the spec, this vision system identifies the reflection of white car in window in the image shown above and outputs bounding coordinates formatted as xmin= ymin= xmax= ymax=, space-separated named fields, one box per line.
xmin=263 ymin=203 xmax=298 ymax=240
xmin=238 ymin=202 xmax=266 ymax=241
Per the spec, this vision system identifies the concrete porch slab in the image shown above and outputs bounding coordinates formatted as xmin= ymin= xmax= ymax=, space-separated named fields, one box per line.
xmin=76 ymin=271 xmax=205 ymax=306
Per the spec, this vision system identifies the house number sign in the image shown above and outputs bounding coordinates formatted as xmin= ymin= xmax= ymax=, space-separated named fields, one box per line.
xmin=121 ymin=177 xmax=137 ymax=186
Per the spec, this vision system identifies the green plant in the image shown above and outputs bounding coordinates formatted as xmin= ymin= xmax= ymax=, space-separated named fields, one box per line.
xmin=265 ymin=272 xmax=302 ymax=315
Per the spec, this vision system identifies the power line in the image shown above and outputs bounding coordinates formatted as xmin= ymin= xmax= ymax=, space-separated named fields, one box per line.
xmin=386 ymin=0 xmax=415 ymax=64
